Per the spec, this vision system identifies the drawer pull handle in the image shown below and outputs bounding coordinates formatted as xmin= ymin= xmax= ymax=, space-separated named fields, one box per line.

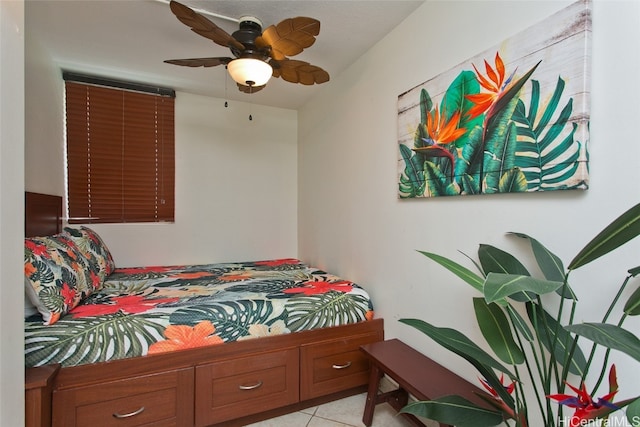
xmin=239 ymin=381 xmax=263 ymax=390
xmin=332 ymin=361 xmax=352 ymax=370
xmin=112 ymin=406 xmax=145 ymax=419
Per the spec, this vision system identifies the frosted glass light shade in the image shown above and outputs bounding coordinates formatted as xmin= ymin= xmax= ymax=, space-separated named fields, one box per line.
xmin=227 ymin=58 xmax=273 ymax=87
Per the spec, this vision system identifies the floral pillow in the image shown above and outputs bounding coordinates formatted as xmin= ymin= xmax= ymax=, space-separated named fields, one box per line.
xmin=24 ymin=234 xmax=101 ymax=325
xmin=63 ymin=226 xmax=115 ymax=281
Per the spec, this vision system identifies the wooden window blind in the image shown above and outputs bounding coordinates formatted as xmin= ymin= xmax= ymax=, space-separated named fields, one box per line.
xmin=64 ymin=78 xmax=175 ymax=223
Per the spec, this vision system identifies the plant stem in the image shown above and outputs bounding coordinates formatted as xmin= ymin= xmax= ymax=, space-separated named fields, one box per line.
xmin=510 ymin=314 xmax=547 ymax=425
xmin=579 ymin=274 xmax=632 ymax=387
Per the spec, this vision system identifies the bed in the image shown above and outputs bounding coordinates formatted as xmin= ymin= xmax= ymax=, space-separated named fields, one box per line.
xmin=23 ymin=192 xmax=384 ymax=427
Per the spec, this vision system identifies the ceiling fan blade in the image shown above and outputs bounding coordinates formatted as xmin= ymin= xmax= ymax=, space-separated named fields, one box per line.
xmin=169 ymin=1 xmax=244 ymax=51
xmin=164 ymin=57 xmax=232 ymax=67
xmin=271 ymin=59 xmax=330 ymax=85
xmin=236 ymin=83 xmax=266 ymax=94
xmin=261 ymin=17 xmax=320 ymax=60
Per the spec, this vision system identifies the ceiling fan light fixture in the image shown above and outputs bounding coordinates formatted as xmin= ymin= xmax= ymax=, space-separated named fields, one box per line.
xmin=227 ymin=58 xmax=273 ymax=87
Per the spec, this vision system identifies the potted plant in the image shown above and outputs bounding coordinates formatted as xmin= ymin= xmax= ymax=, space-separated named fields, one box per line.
xmin=400 ymin=202 xmax=640 ymax=427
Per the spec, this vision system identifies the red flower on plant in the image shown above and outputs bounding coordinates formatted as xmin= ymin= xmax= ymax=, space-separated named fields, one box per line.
xmin=480 ymin=374 xmax=515 ymax=398
xmin=148 ymin=320 xmax=224 ymax=355
xmin=476 ymin=374 xmax=518 ymax=421
xmin=69 ymin=294 xmax=179 ymax=318
xmin=284 ymin=280 xmax=353 ymax=295
xmin=547 ymin=365 xmax=619 ymax=427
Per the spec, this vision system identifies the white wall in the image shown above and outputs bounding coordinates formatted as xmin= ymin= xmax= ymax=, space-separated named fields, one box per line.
xmin=89 ymin=93 xmax=299 ymax=267
xmin=25 ymin=31 xmax=65 ymax=195
xmin=298 ymin=0 xmax=640 ymax=419
xmin=0 ymin=1 xmax=25 ymax=425
xmin=24 ymin=48 xmax=299 ymax=267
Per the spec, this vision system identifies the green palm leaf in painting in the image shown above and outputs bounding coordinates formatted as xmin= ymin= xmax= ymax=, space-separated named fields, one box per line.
xmin=285 ymin=292 xmax=369 ymax=331
xmin=399 ymin=144 xmax=426 ymax=198
xmin=424 ymin=161 xmax=460 ymax=197
xmin=440 ymin=71 xmax=483 ymax=150
xmin=25 ymin=313 xmax=166 ymax=367
xmin=481 ymin=98 xmax=522 ymax=194
xmin=513 ymin=78 xmax=583 ymax=191
xmin=169 ymin=300 xmax=275 ymax=342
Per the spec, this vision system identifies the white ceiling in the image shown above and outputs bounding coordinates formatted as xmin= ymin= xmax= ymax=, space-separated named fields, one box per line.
xmin=26 ymin=0 xmax=424 ymax=110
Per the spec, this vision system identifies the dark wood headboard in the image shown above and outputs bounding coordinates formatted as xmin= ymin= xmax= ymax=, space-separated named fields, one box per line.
xmin=25 ymin=192 xmax=63 ymax=237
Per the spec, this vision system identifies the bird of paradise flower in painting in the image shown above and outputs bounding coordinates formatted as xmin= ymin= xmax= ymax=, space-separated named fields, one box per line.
xmin=399 ymin=52 xmax=589 ymax=198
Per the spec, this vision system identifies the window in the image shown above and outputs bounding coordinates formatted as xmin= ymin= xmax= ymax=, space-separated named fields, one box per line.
xmin=64 ymin=73 xmax=175 ymax=223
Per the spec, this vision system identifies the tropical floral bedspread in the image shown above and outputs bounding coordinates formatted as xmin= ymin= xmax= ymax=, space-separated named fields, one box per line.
xmin=25 ymin=258 xmax=374 ymax=368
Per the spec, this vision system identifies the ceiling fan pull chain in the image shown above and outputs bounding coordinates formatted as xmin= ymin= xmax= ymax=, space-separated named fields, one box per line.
xmin=224 ymin=66 xmax=229 ymax=108
xmin=248 ymin=85 xmax=253 ymax=121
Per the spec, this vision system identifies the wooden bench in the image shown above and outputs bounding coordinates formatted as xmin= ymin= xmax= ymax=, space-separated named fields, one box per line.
xmin=360 ymin=339 xmax=490 ymax=427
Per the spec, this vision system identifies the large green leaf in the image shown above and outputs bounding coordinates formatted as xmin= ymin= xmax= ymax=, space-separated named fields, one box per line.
xmin=624 ymin=286 xmax=640 ymax=315
xmin=484 ymin=273 xmax=563 ymax=303
xmin=569 ymin=202 xmax=640 ymax=270
xmin=399 ymin=318 xmax=515 ymax=378
xmin=564 ymin=323 xmax=640 ymax=362
xmin=509 ymin=232 xmax=564 ymax=281
xmin=626 ymin=397 xmax=640 ymax=427
xmin=170 ymin=300 xmax=276 ymax=341
xmin=473 ymin=298 xmax=524 ymax=365
xmin=526 ymin=303 xmax=587 ymax=376
xmin=25 ymin=312 xmax=166 ymax=367
xmin=285 ymin=292 xmax=370 ymax=331
xmin=509 ymin=232 xmax=576 ymax=299
xmin=478 ymin=244 xmax=535 ymax=302
xmin=483 ymin=103 xmax=520 ymax=194
xmin=479 ymin=244 xmax=529 ymax=275
xmin=440 ymin=70 xmax=483 ymax=149
xmin=457 ymin=125 xmax=484 ymax=192
xmin=401 ymin=396 xmax=503 ymax=427
xmin=418 ymin=250 xmax=484 ymax=293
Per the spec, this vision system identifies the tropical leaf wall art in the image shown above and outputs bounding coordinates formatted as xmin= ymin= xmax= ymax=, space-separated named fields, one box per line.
xmin=397 ymin=0 xmax=591 ymax=198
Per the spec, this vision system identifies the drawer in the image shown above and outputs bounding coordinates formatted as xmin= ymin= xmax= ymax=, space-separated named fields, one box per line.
xmin=300 ymin=331 xmax=381 ymax=400
xmin=195 ymin=347 xmax=299 ymax=426
xmin=52 ymin=368 xmax=194 ymax=427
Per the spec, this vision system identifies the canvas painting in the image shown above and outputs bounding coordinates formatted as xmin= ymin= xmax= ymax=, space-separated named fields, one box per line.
xmin=397 ymin=0 xmax=591 ymax=199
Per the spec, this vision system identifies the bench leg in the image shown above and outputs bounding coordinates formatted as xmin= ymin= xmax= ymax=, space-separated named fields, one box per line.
xmin=362 ymin=364 xmax=383 ymax=427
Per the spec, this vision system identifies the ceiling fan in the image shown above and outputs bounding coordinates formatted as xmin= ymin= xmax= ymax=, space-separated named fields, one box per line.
xmin=164 ymin=0 xmax=330 ymax=94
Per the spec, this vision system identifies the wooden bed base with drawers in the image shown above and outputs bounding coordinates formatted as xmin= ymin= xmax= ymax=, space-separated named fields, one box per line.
xmin=24 ymin=192 xmax=384 ymax=427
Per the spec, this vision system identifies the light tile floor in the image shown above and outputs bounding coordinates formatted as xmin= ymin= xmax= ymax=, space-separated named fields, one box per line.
xmin=245 ymin=392 xmax=437 ymax=427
